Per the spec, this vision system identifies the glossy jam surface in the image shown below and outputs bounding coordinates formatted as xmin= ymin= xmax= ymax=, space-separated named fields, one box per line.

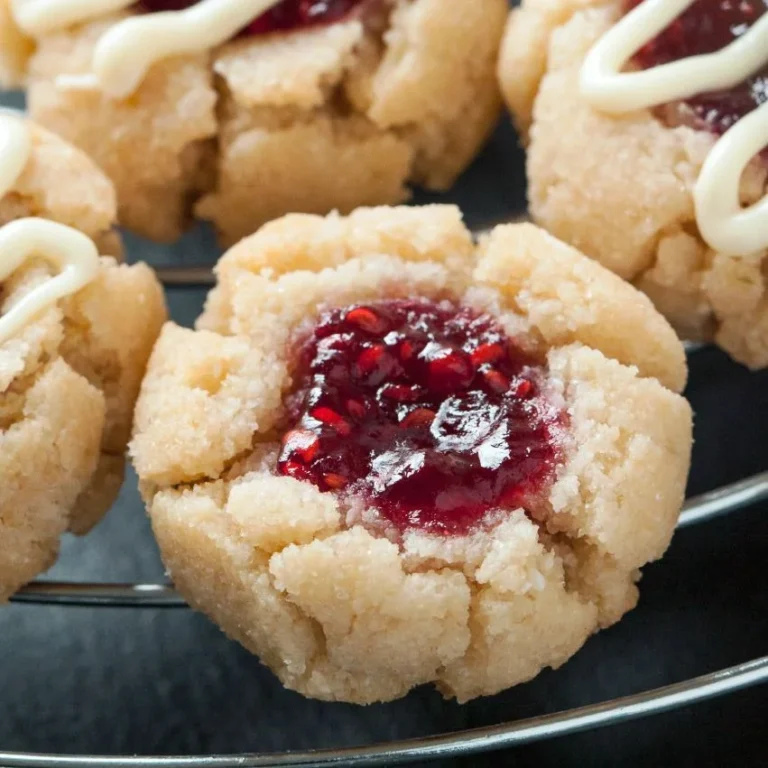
xmin=625 ymin=0 xmax=768 ymax=133
xmin=278 ymin=300 xmax=566 ymax=536
xmin=136 ymin=0 xmax=364 ymax=36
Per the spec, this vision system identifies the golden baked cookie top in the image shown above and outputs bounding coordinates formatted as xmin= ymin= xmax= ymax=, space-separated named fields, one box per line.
xmin=11 ymin=0 xmax=371 ymax=97
xmin=4 ymin=0 xmax=507 ymax=244
xmin=577 ymin=0 xmax=767 ymax=255
xmin=0 ymin=111 xmax=166 ymax=600
xmin=498 ymin=0 xmax=768 ymax=368
xmin=0 ymin=113 xmax=101 ymax=344
xmin=131 ymin=206 xmax=692 ymax=703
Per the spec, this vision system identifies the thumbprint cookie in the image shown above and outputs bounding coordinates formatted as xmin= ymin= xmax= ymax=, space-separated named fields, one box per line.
xmin=131 ymin=205 xmax=692 ymax=703
xmin=0 ymin=112 xmax=166 ymax=600
xmin=499 ymin=0 xmax=768 ymax=368
xmin=2 ymin=0 xmax=507 ymax=245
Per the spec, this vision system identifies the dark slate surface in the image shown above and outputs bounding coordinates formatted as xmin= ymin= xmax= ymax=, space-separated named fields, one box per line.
xmin=1 ymin=66 xmax=767 ymax=768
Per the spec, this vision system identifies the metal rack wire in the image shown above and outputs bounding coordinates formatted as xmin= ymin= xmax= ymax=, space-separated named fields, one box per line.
xmin=0 ymin=655 xmax=765 ymax=767
xmin=4 ymin=267 xmax=768 ymax=767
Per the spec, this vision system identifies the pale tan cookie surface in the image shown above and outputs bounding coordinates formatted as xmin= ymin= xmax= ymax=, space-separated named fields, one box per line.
xmin=498 ymin=0 xmax=768 ymax=367
xmin=0 ymin=121 xmax=167 ymax=599
xmin=131 ymin=205 xmax=691 ymax=704
xmin=1 ymin=121 xmax=122 ymax=257
xmin=25 ymin=12 xmax=217 ymax=243
xmin=12 ymin=0 xmax=506 ymax=245
xmin=0 ymin=0 xmax=32 ymax=87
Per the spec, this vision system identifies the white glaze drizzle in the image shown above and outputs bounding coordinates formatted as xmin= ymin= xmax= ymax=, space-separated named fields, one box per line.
xmin=12 ymin=0 xmax=283 ymax=98
xmin=695 ymin=103 xmax=768 ymax=255
xmin=580 ymin=0 xmax=768 ymax=256
xmin=0 ymin=113 xmax=99 ymax=345
xmin=10 ymin=0 xmax=134 ymax=37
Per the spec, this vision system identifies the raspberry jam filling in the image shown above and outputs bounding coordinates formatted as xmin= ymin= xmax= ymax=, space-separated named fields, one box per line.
xmin=625 ymin=0 xmax=768 ymax=134
xmin=136 ymin=0 xmax=364 ymax=36
xmin=277 ymin=300 xmax=566 ymax=536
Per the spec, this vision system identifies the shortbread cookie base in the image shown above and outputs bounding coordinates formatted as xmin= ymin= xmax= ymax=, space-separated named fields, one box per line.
xmin=0 ymin=123 xmax=166 ymax=598
xmin=26 ymin=13 xmax=217 ymax=243
xmin=0 ymin=257 xmax=165 ymax=600
xmin=131 ymin=206 xmax=691 ymax=703
xmin=0 ymin=359 xmax=103 ymax=600
xmin=20 ymin=0 xmax=506 ymax=245
xmin=499 ymin=0 xmax=768 ymax=367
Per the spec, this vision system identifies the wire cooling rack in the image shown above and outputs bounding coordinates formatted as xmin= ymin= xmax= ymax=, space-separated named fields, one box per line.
xmin=2 ymin=258 xmax=766 ymax=767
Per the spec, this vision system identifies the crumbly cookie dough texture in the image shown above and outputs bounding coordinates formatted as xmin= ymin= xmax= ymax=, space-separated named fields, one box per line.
xmin=131 ymin=205 xmax=692 ymax=703
xmin=0 ymin=121 xmax=167 ymax=600
xmin=2 ymin=0 xmax=507 ymax=246
xmin=498 ymin=0 xmax=768 ymax=368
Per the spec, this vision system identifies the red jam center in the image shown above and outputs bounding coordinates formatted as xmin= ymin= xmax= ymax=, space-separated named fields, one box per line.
xmin=277 ymin=300 xmax=566 ymax=536
xmin=136 ymin=0 xmax=364 ymax=36
xmin=625 ymin=0 xmax=768 ymax=134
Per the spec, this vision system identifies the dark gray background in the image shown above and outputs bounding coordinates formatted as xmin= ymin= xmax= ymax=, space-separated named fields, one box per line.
xmin=1 ymin=49 xmax=767 ymax=768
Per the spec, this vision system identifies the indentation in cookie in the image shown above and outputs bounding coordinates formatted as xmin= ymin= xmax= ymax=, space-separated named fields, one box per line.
xmin=137 ymin=0 xmax=366 ymax=37
xmin=278 ymin=299 xmax=567 ymax=536
xmin=626 ymin=0 xmax=768 ymax=135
